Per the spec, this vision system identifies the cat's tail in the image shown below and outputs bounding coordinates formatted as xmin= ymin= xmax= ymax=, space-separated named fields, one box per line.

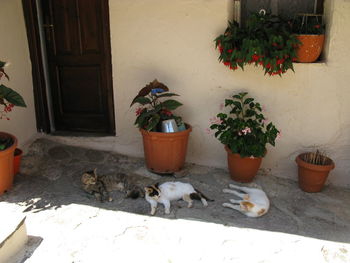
xmin=192 ymin=188 xmax=214 ymax=202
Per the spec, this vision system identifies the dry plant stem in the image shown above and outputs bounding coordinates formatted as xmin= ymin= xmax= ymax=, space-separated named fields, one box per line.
xmin=302 ymin=150 xmax=330 ymax=165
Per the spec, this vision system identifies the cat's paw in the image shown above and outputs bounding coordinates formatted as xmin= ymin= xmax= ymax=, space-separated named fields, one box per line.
xmin=165 ymin=209 xmax=171 ymax=215
xmin=222 ymin=189 xmax=231 ymax=193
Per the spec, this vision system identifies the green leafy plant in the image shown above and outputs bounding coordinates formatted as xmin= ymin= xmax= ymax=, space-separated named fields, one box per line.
xmin=209 ymin=92 xmax=280 ymax=157
xmin=292 ymin=14 xmax=325 ymax=35
xmin=0 ymin=60 xmax=26 ymax=120
xmin=215 ymin=12 xmax=300 ymax=76
xmin=130 ymin=79 xmax=184 ymax=131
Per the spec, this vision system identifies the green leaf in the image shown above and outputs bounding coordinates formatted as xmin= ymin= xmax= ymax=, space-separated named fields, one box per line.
xmin=0 ymin=84 xmax=26 ymax=107
xmin=130 ymin=96 xmax=151 ymax=106
xmin=161 ymin=100 xmax=183 ymax=110
xmin=146 ymin=114 xmax=160 ymax=131
xmin=244 ymin=98 xmax=254 ymax=104
xmin=156 ymin=93 xmax=179 ymax=98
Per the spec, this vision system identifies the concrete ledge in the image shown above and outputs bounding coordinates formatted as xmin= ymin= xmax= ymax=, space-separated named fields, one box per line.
xmin=0 ymin=213 xmax=28 ymax=263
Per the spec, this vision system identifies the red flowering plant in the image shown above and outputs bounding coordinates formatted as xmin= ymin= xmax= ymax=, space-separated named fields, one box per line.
xmin=215 ymin=12 xmax=300 ymax=76
xmin=130 ymin=79 xmax=184 ymax=132
xmin=209 ymin=92 xmax=280 ymax=157
xmin=291 ymin=14 xmax=325 ymax=35
xmin=0 ymin=61 xmax=26 ymax=120
xmin=0 ymin=60 xmax=27 ymax=150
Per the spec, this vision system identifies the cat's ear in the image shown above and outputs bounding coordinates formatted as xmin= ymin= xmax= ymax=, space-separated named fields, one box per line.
xmin=154 ymin=182 xmax=159 ymax=189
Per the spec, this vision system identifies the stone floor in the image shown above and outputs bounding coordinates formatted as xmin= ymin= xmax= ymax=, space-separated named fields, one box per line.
xmin=1 ymin=137 xmax=350 ymax=262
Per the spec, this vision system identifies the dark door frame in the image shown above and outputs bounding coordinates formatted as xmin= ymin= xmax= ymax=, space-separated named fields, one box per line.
xmin=21 ymin=0 xmax=116 ymax=135
xmin=22 ymin=0 xmax=51 ymax=133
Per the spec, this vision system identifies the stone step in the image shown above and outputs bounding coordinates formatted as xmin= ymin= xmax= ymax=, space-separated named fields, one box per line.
xmin=0 ymin=212 xmax=28 ymax=263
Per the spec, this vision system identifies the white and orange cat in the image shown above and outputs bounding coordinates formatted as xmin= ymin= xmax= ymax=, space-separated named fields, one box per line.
xmin=144 ymin=182 xmax=212 ymax=215
xmin=222 ymin=184 xmax=269 ymax=217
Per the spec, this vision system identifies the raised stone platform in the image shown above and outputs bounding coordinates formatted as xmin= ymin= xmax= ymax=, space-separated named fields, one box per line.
xmin=0 ymin=137 xmax=349 ymax=262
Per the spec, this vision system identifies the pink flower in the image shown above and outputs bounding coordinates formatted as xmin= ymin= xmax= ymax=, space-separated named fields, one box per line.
xmin=276 ymin=131 xmax=282 ymax=140
xmin=241 ymin=127 xmax=252 ymax=135
xmin=238 ymin=131 xmax=242 ymax=136
xmin=205 ymin=128 xmax=212 ymax=135
xmin=210 ymin=117 xmax=222 ymax=125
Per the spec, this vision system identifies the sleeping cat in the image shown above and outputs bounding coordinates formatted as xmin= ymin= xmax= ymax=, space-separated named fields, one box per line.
xmin=222 ymin=184 xmax=269 ymax=217
xmin=81 ymin=169 xmax=154 ymax=202
xmin=144 ymin=181 xmax=212 ymax=215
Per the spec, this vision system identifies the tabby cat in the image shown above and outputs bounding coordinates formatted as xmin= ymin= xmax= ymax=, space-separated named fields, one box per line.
xmin=81 ymin=169 xmax=154 ymax=202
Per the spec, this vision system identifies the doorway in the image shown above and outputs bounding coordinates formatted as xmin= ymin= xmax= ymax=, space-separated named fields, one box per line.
xmin=22 ymin=0 xmax=115 ymax=135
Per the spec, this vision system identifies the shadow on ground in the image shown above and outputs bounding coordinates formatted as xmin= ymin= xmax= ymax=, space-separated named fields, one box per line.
xmin=1 ymin=138 xmax=350 ymax=243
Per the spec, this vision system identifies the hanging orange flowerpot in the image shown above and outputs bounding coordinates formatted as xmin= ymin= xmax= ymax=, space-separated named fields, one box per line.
xmin=296 ymin=34 xmax=325 ymax=63
xmin=140 ymin=124 xmax=192 ymax=174
xmin=13 ymin=148 xmax=23 ymax=175
xmin=296 ymin=153 xmax=335 ymax=193
xmin=0 ymin=132 xmax=17 ymax=195
xmin=225 ymin=146 xmax=263 ymax=183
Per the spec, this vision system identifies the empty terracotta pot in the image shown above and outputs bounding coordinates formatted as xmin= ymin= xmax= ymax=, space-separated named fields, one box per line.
xmin=296 ymin=34 xmax=325 ymax=63
xmin=296 ymin=153 xmax=335 ymax=193
xmin=140 ymin=124 xmax=192 ymax=174
xmin=225 ymin=146 xmax=263 ymax=183
xmin=0 ymin=132 xmax=17 ymax=195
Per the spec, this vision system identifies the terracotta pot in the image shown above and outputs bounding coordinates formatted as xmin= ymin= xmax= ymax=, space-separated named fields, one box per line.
xmin=14 ymin=148 xmax=23 ymax=175
xmin=225 ymin=146 xmax=263 ymax=183
xmin=0 ymin=132 xmax=17 ymax=195
xmin=296 ymin=34 xmax=325 ymax=63
xmin=295 ymin=153 xmax=335 ymax=193
xmin=140 ymin=124 xmax=192 ymax=174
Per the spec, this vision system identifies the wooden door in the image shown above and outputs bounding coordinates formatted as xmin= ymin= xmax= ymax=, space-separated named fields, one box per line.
xmin=41 ymin=0 xmax=115 ymax=134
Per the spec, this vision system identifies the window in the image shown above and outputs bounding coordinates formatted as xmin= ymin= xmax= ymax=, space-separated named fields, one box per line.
xmin=234 ymin=0 xmax=324 ymax=25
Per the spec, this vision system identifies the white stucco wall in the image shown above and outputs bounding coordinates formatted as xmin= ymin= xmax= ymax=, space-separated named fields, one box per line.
xmin=0 ymin=0 xmax=37 ymax=148
xmin=109 ymin=0 xmax=350 ymax=188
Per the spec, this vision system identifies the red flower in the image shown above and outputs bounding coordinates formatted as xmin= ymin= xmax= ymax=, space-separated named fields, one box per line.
xmin=272 ymin=42 xmax=278 ymax=47
xmin=265 ymin=63 xmax=271 ymax=69
xmin=314 ymin=24 xmax=321 ymax=29
xmin=276 ymin=58 xmax=285 ymax=65
xmin=135 ymin=107 xmax=144 ymax=116
xmin=251 ymin=54 xmax=259 ymax=62
xmin=161 ymin=109 xmax=172 ymax=116
xmin=223 ymin=61 xmax=231 ymax=67
xmin=227 ymin=49 xmax=233 ymax=53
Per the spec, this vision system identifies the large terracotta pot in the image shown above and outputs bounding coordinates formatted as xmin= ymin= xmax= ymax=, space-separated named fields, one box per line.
xmin=225 ymin=146 xmax=263 ymax=183
xmin=296 ymin=34 xmax=325 ymax=63
xmin=140 ymin=124 xmax=192 ymax=174
xmin=296 ymin=153 xmax=335 ymax=193
xmin=0 ymin=132 xmax=17 ymax=195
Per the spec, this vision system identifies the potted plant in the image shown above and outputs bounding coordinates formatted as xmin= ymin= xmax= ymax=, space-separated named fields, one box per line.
xmin=292 ymin=14 xmax=325 ymax=63
xmin=0 ymin=60 xmax=26 ymax=194
xmin=295 ymin=150 xmax=335 ymax=193
xmin=209 ymin=92 xmax=279 ymax=182
xmin=130 ymin=79 xmax=192 ymax=174
xmin=215 ymin=11 xmax=300 ymax=76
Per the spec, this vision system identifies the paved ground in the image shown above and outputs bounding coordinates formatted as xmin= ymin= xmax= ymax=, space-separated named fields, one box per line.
xmin=1 ymin=137 xmax=350 ymax=262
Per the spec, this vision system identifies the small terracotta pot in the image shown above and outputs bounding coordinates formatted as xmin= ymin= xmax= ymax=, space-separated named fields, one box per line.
xmin=14 ymin=148 xmax=23 ymax=175
xmin=0 ymin=132 xmax=17 ymax=195
xmin=296 ymin=34 xmax=325 ymax=63
xmin=225 ymin=146 xmax=263 ymax=183
xmin=140 ymin=124 xmax=192 ymax=174
xmin=295 ymin=153 xmax=335 ymax=193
